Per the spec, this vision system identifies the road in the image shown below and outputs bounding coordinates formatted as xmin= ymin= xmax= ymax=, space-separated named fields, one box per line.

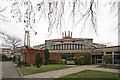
xmin=2 ymin=61 xmax=21 ymax=78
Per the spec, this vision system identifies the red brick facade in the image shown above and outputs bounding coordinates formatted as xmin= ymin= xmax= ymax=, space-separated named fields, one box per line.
xmin=25 ymin=49 xmax=62 ymax=65
xmin=74 ymin=53 xmax=83 ymax=58
xmin=25 ymin=49 xmax=86 ymax=65
xmin=49 ymin=53 xmax=62 ymax=64
xmin=25 ymin=49 xmax=44 ymax=65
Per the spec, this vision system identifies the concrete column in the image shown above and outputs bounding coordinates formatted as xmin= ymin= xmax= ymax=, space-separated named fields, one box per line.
xmin=24 ymin=31 xmax=26 ymax=46
xmin=71 ymin=44 xmax=72 ymax=49
xmin=60 ymin=44 xmax=62 ymax=49
xmin=58 ymin=45 xmax=60 ymax=49
xmin=79 ymin=45 xmax=81 ymax=49
xmin=103 ymin=52 xmax=106 ymax=55
xmin=68 ymin=44 xmax=70 ymax=49
xmin=55 ymin=45 xmax=56 ymax=49
xmin=112 ymin=52 xmax=115 ymax=64
xmin=63 ymin=44 xmax=65 ymax=49
xmin=71 ymin=44 xmax=73 ymax=49
xmin=74 ymin=44 xmax=75 ymax=49
xmin=66 ymin=44 xmax=68 ymax=49
xmin=76 ymin=44 xmax=78 ymax=49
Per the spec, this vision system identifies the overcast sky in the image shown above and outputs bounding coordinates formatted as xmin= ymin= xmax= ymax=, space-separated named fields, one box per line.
xmin=0 ymin=0 xmax=119 ymax=47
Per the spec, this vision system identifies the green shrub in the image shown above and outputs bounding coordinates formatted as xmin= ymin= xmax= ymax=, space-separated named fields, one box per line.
xmin=1 ymin=54 xmax=8 ymax=61
xmin=8 ymin=57 xmax=13 ymax=61
xmin=73 ymin=57 xmax=78 ymax=65
xmin=78 ymin=56 xmax=85 ymax=65
xmin=66 ymin=57 xmax=74 ymax=61
xmin=49 ymin=58 xmax=52 ymax=64
xmin=17 ymin=61 xmax=27 ymax=67
xmin=35 ymin=53 xmax=43 ymax=68
xmin=102 ymin=55 xmax=112 ymax=64
xmin=60 ymin=59 xmax=65 ymax=64
xmin=83 ymin=53 xmax=92 ymax=65
xmin=51 ymin=59 xmax=56 ymax=64
xmin=44 ymin=48 xmax=49 ymax=65
xmin=49 ymin=59 xmax=56 ymax=64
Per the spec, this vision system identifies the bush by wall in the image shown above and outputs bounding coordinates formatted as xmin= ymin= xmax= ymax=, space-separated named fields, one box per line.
xmin=60 ymin=59 xmax=66 ymax=64
xmin=44 ymin=48 xmax=49 ymax=65
xmin=0 ymin=54 xmax=8 ymax=61
xmin=66 ymin=57 xmax=74 ymax=61
xmin=17 ymin=61 xmax=27 ymax=67
xmin=73 ymin=57 xmax=78 ymax=65
xmin=51 ymin=59 xmax=56 ymax=64
xmin=35 ymin=53 xmax=43 ymax=68
xmin=83 ymin=53 xmax=92 ymax=65
xmin=78 ymin=56 xmax=85 ymax=65
xmin=49 ymin=59 xmax=56 ymax=64
xmin=8 ymin=57 xmax=13 ymax=61
xmin=49 ymin=58 xmax=52 ymax=64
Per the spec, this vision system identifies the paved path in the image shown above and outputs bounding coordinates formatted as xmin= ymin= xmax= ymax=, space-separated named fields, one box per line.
xmin=88 ymin=67 xmax=120 ymax=73
xmin=23 ymin=65 xmax=100 ymax=78
xmin=24 ymin=65 xmax=119 ymax=78
xmin=2 ymin=61 xmax=21 ymax=78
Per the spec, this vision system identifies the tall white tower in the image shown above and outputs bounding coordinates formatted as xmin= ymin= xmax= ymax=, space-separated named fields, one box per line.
xmin=24 ymin=30 xmax=30 ymax=48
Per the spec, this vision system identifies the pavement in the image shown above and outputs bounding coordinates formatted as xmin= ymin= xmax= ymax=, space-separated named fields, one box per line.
xmin=88 ymin=67 xmax=120 ymax=73
xmin=1 ymin=62 xmax=119 ymax=79
xmin=23 ymin=65 xmax=119 ymax=78
xmin=2 ymin=61 xmax=21 ymax=78
xmin=23 ymin=65 xmax=100 ymax=78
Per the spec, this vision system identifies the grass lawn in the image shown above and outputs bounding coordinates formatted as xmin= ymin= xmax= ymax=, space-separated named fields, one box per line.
xmin=19 ymin=64 xmax=74 ymax=75
xmin=56 ymin=70 xmax=120 ymax=80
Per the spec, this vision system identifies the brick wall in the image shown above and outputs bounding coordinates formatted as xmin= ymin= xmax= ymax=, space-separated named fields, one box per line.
xmin=25 ymin=49 xmax=92 ymax=65
xmin=74 ymin=53 xmax=83 ymax=58
xmin=49 ymin=53 xmax=62 ymax=64
xmin=25 ymin=49 xmax=44 ymax=65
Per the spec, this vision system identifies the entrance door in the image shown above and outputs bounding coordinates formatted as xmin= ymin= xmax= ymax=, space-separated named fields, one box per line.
xmin=92 ymin=55 xmax=96 ymax=64
xmin=92 ymin=55 xmax=103 ymax=64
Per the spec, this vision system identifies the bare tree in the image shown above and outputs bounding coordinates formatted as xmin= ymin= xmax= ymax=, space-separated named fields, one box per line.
xmin=0 ymin=7 xmax=8 ymax=22
xmin=3 ymin=0 xmax=119 ymax=35
xmin=0 ymin=31 xmax=22 ymax=54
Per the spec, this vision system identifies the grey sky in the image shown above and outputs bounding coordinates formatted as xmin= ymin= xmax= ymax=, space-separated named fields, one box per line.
xmin=0 ymin=0 xmax=118 ymax=47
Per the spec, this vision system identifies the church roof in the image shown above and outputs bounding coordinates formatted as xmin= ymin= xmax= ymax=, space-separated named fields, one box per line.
xmin=55 ymin=37 xmax=78 ymax=42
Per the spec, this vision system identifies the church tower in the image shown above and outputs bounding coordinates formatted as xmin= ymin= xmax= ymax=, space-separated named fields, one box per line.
xmin=24 ymin=30 xmax=30 ymax=48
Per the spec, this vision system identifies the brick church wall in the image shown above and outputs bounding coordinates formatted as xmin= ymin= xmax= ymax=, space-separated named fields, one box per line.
xmin=25 ymin=49 xmax=44 ymax=65
xmin=74 ymin=53 xmax=83 ymax=58
xmin=49 ymin=53 xmax=62 ymax=64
